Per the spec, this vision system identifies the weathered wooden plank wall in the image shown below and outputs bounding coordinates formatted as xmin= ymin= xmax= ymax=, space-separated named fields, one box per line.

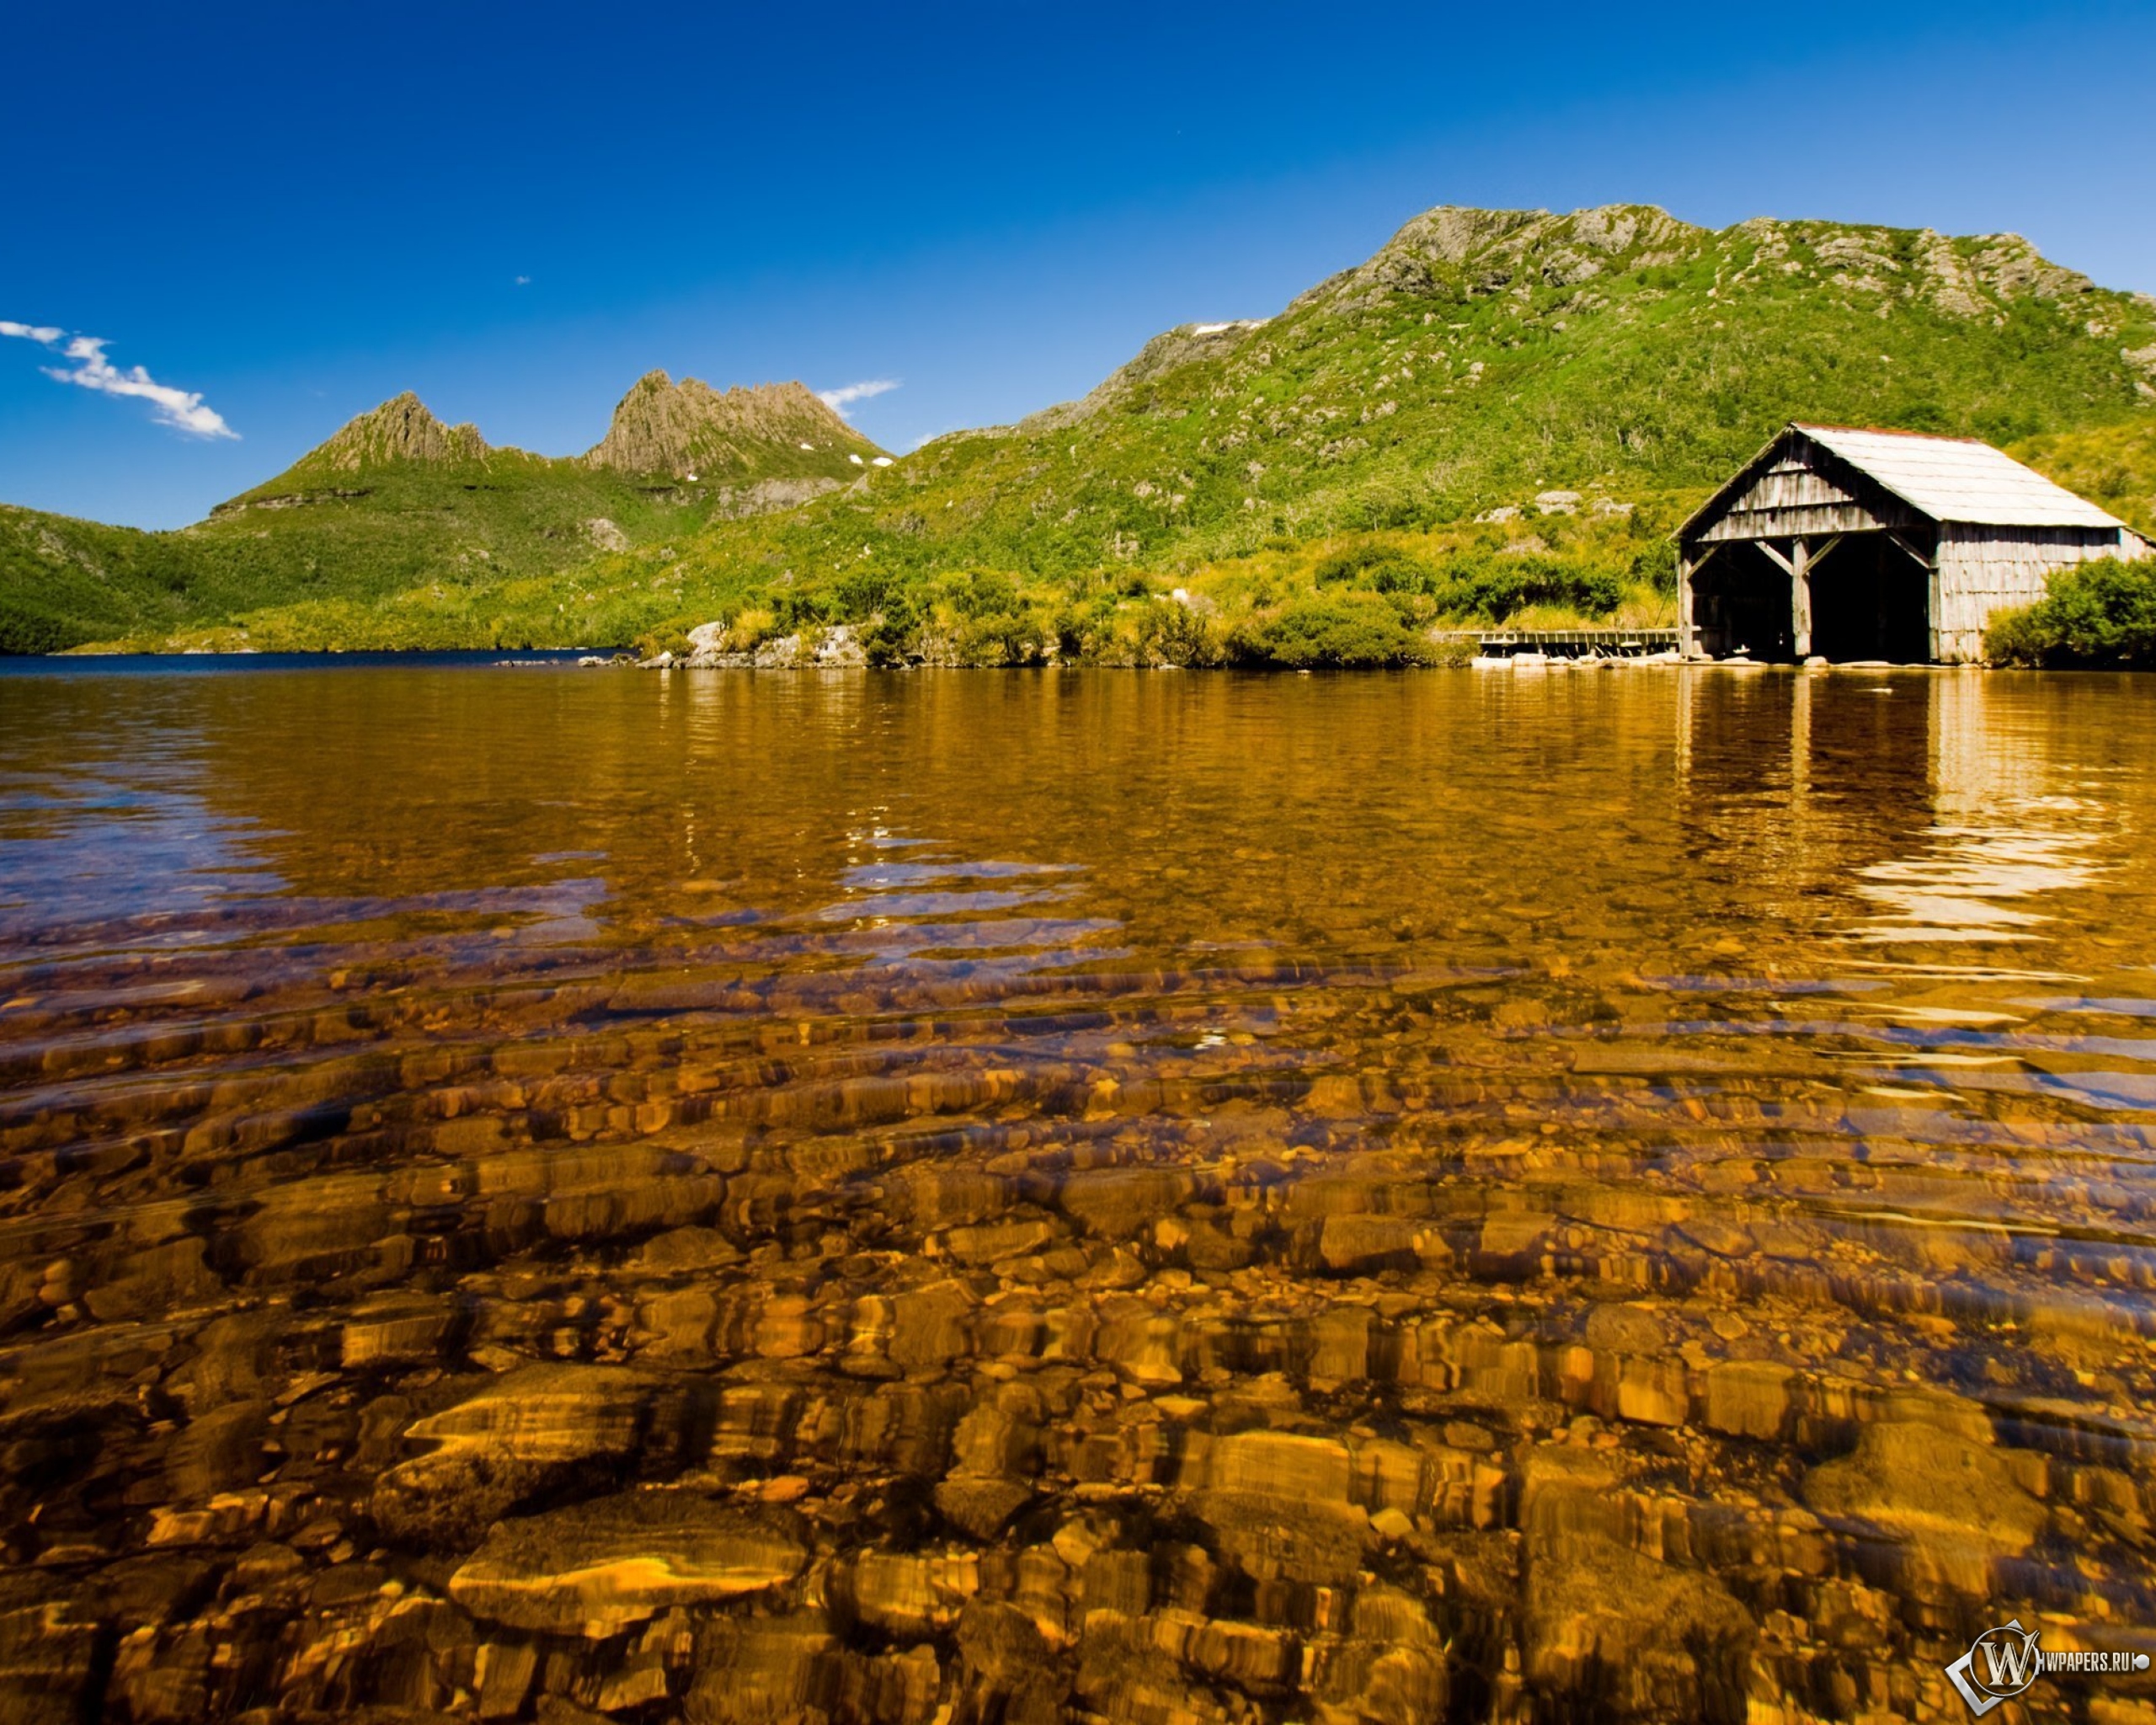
xmin=1932 ymin=525 xmax=2138 ymax=661
xmin=1695 ymin=457 xmax=1920 ymax=544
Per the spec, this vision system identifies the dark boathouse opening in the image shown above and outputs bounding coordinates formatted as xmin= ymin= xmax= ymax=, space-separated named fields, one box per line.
xmin=1689 ymin=534 xmax=1934 ymax=663
xmin=1687 ymin=542 xmax=1794 ymax=661
xmin=1809 ymin=535 xmax=1931 ymax=663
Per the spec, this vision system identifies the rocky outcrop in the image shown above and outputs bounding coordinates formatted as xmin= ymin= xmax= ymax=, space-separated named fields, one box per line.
xmin=711 ymin=475 xmax=845 ymax=517
xmin=583 ymin=371 xmax=878 ymax=479
xmin=659 ymin=621 xmax=867 ymax=669
xmin=303 ymin=391 xmax=494 ymax=471
xmin=210 ymin=373 xmax=886 ymax=524
xmin=1295 ymin=203 xmax=1705 ymax=312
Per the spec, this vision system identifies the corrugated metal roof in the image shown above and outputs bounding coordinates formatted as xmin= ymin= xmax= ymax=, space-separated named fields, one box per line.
xmin=1792 ymin=423 xmax=2127 ymax=529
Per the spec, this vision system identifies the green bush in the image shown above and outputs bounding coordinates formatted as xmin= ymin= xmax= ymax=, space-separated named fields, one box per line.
xmin=1428 ymin=552 xmax=1625 ymax=622
xmin=1230 ymin=592 xmax=1436 ymax=667
xmin=772 ymin=588 xmax=836 ymax=631
xmin=860 ymin=595 xmax=921 ymax=666
xmin=1628 ymin=539 xmax=1678 ymax=595
xmin=1986 ymin=558 xmax=2156 ymax=667
xmin=1312 ymin=542 xmax=1438 ymax=595
xmin=953 ymin=606 xmax=1047 ymax=666
xmin=1138 ymin=598 xmax=1225 ymax=666
xmin=0 ymin=596 xmax=89 ymax=655
xmin=949 ymin=569 xmax=1022 ymax=619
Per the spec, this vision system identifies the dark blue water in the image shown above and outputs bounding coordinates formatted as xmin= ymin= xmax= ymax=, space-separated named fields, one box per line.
xmin=0 ymin=649 xmax=608 ymax=676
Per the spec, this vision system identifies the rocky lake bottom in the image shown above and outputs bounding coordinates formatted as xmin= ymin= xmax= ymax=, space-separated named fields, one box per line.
xmin=2 ymin=663 xmax=2153 ymax=1723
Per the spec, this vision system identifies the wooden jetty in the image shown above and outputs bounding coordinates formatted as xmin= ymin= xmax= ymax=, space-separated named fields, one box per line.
xmin=1433 ymin=628 xmax=1680 ymax=660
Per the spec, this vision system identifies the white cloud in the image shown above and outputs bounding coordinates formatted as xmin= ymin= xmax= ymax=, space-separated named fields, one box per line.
xmin=3 ymin=325 xmax=238 ymax=440
xmin=515 ymin=275 xmax=531 ymax=286
xmin=816 ymin=378 xmax=899 ymax=418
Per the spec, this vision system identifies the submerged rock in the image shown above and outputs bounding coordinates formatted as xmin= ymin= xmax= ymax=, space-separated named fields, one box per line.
xmin=1803 ymin=1419 xmax=2047 ymax=1590
xmin=449 ymin=1493 xmax=805 ymax=1637
xmin=373 ymin=1364 xmax=691 ymax=1543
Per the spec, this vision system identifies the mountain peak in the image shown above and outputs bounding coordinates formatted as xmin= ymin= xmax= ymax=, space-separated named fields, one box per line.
xmin=307 ymin=393 xmax=493 ymax=472
xmin=584 ymin=373 xmax=878 ymax=477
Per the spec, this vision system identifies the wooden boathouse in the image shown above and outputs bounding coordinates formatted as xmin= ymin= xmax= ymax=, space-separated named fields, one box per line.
xmin=1676 ymin=424 xmax=2149 ymax=664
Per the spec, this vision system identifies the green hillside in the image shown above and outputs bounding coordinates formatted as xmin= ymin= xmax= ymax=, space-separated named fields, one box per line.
xmin=0 ymin=376 xmax=884 ymax=653
xmin=0 ymin=508 xmax=199 ymax=654
xmin=14 ymin=203 xmax=2156 ymax=659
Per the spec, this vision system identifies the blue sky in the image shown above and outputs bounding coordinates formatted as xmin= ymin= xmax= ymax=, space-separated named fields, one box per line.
xmin=5 ymin=0 xmax=2153 ymax=529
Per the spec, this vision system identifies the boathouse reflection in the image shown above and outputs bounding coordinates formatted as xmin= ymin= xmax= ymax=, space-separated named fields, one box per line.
xmin=1675 ymin=668 xmax=2111 ymax=948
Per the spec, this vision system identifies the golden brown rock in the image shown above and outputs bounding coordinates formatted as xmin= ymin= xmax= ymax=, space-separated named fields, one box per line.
xmin=1802 ymin=1420 xmax=2047 ymax=1590
xmin=449 ymin=1494 xmax=804 ymax=1637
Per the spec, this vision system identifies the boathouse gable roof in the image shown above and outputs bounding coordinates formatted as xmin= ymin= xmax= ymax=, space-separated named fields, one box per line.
xmin=1678 ymin=423 xmax=2129 ymax=547
xmin=1796 ymin=425 xmax=2126 ymax=529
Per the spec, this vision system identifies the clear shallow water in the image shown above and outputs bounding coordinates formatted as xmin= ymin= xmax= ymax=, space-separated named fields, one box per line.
xmin=1 ymin=665 xmax=2153 ymax=1722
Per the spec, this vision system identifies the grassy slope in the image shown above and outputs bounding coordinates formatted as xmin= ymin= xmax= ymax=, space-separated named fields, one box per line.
xmin=0 ymin=507 xmax=204 ymax=654
xmin=162 ymin=457 xmax=790 ymax=650
xmin=22 ymin=204 xmax=2156 ymax=657
xmin=2005 ymin=419 xmax=2156 ymax=539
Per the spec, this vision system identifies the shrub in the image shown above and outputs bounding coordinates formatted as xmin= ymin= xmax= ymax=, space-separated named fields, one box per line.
xmin=1888 ymin=400 xmax=1950 ymax=434
xmin=1311 ymin=543 xmax=1438 ymax=594
xmin=0 ymin=597 xmax=88 ymax=655
xmin=1229 ymin=592 xmax=1437 ymax=667
xmin=860 ymin=595 xmax=921 ymax=666
xmin=1428 ymin=551 xmax=1625 ymax=622
xmin=1986 ymin=558 xmax=2156 ymax=667
xmin=1628 ymin=539 xmax=1678 ymax=595
xmin=949 ymin=569 xmax=1022 ymax=619
xmin=1051 ymin=598 xmax=1119 ymax=663
xmin=772 ymin=588 xmax=831 ymax=631
xmin=953 ymin=606 xmax=1049 ymax=666
xmin=1138 ymin=597 xmax=1225 ymax=667
xmin=727 ymin=606 xmax=777 ymax=652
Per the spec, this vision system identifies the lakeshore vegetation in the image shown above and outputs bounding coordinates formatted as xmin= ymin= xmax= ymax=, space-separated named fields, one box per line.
xmin=6 ymin=205 xmax=2154 ymax=664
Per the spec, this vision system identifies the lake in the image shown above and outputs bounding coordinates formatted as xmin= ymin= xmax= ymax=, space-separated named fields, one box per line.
xmin=3 ymin=662 xmax=2153 ymax=1722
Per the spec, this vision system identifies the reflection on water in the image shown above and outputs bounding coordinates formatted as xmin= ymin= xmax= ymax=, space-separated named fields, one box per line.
xmin=1850 ymin=677 xmax=2110 ymax=945
xmin=3 ymin=665 xmax=2156 ymax=1723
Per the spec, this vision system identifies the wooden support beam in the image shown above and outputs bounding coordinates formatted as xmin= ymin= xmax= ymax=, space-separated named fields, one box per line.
xmin=1790 ymin=537 xmax=1813 ymax=660
xmin=1756 ymin=539 xmax=1796 ymax=578
xmin=1677 ymin=547 xmax=1696 ymax=658
xmin=1885 ymin=531 xmax=1930 ymax=572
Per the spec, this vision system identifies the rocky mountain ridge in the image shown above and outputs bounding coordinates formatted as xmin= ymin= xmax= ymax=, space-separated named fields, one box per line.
xmin=303 ymin=391 xmax=497 ymax=471
xmin=220 ymin=372 xmax=884 ymax=515
xmin=1290 ymin=203 xmax=2120 ymax=323
xmin=0 ymin=366 xmax=893 ymax=650
xmin=584 ymin=372 xmax=878 ymax=479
